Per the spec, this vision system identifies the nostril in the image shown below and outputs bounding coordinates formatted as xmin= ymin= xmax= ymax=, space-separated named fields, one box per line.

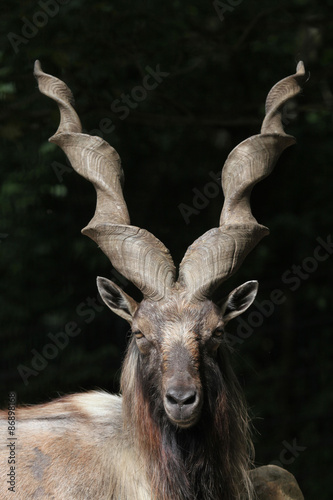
xmin=185 ymin=394 xmax=196 ymax=406
xmin=166 ymin=394 xmax=179 ymax=406
xmin=166 ymin=389 xmax=197 ymax=407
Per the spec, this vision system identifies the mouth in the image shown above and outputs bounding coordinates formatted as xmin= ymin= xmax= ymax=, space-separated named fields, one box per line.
xmin=167 ymin=414 xmax=200 ymax=429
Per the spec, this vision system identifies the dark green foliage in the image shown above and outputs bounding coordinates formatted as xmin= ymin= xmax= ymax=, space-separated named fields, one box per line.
xmin=0 ymin=0 xmax=332 ymax=496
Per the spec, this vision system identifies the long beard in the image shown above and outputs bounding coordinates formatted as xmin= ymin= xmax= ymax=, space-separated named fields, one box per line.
xmin=121 ymin=341 xmax=254 ymax=500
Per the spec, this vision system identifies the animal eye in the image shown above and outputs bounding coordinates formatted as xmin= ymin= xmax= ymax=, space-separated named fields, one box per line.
xmin=133 ymin=331 xmax=145 ymax=340
xmin=213 ymin=327 xmax=224 ymax=338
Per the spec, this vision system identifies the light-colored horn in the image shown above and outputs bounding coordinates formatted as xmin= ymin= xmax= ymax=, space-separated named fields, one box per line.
xmin=34 ymin=60 xmax=176 ymax=300
xmin=178 ymin=62 xmax=307 ymax=300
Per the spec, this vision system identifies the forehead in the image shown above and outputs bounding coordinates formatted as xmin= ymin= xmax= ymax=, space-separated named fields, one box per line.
xmin=132 ymin=296 xmax=222 ymax=339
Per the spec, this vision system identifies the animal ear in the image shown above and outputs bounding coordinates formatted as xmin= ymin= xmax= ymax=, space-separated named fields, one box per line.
xmin=221 ymin=280 xmax=258 ymax=324
xmin=97 ymin=276 xmax=138 ymax=324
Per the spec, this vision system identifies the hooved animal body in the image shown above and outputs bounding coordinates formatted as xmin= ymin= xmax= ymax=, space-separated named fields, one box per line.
xmin=0 ymin=61 xmax=307 ymax=499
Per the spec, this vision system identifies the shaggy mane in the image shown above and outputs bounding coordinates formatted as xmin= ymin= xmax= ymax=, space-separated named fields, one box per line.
xmin=121 ymin=339 xmax=254 ymax=500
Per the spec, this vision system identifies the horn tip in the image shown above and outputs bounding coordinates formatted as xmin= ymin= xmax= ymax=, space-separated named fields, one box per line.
xmin=296 ymin=60 xmax=305 ymax=74
xmin=34 ymin=60 xmax=42 ymax=76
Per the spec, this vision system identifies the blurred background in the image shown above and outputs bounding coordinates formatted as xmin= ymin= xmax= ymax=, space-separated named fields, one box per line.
xmin=1 ymin=0 xmax=332 ymax=497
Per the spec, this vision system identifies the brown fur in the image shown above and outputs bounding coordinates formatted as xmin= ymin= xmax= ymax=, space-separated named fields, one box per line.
xmin=0 ymin=391 xmax=153 ymax=499
xmin=0 ymin=296 xmax=254 ymax=499
xmin=120 ymin=295 xmax=255 ymax=500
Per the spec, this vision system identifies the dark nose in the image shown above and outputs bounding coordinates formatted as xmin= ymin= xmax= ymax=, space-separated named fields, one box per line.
xmin=166 ymin=387 xmax=197 ymax=407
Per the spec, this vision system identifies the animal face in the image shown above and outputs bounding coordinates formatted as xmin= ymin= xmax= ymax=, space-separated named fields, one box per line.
xmin=131 ymin=297 xmax=224 ymax=428
xmin=98 ymin=278 xmax=258 ymax=428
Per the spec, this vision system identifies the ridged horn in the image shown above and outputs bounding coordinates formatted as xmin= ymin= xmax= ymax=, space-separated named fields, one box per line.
xmin=34 ymin=60 xmax=176 ymax=301
xmin=178 ymin=62 xmax=307 ymax=300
